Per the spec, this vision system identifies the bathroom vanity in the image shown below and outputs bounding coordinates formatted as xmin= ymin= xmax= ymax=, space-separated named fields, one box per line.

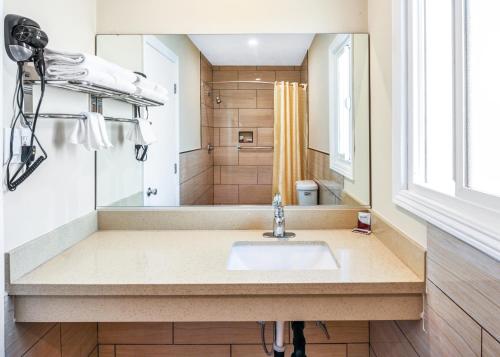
xmin=6 ymin=208 xmax=424 ymax=323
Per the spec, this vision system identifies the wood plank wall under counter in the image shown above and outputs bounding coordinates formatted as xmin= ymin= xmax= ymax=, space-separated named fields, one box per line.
xmin=98 ymin=321 xmax=369 ymax=357
xmin=370 ymin=224 xmax=500 ymax=357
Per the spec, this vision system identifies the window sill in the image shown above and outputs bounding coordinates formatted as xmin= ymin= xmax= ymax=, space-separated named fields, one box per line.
xmin=394 ymin=189 xmax=500 ymax=260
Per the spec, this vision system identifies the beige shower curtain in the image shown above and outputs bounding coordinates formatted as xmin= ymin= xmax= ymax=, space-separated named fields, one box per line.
xmin=272 ymin=81 xmax=308 ymax=205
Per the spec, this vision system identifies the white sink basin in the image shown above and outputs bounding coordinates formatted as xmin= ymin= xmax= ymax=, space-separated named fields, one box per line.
xmin=227 ymin=241 xmax=339 ymax=271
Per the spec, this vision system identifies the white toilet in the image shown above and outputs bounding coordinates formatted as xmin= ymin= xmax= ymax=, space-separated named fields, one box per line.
xmin=296 ymin=180 xmax=318 ymax=206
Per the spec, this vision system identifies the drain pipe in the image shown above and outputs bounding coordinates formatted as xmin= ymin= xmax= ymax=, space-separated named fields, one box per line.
xmin=257 ymin=321 xmax=286 ymax=357
xmin=273 ymin=321 xmax=286 ymax=357
xmin=291 ymin=321 xmax=307 ymax=357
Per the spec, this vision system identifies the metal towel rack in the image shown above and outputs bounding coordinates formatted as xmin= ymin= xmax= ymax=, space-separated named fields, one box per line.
xmin=22 ymin=67 xmax=165 ymax=124
xmin=24 ymin=113 xmax=139 ymax=124
xmin=24 ymin=78 xmax=165 ymax=107
xmin=237 ymin=145 xmax=273 ymax=151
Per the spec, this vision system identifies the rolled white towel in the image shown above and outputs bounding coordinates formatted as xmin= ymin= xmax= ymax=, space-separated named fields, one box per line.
xmin=126 ymin=118 xmax=157 ymax=146
xmin=135 ymin=88 xmax=168 ymax=104
xmin=134 ymin=75 xmax=168 ymax=104
xmin=69 ymin=112 xmax=113 ymax=151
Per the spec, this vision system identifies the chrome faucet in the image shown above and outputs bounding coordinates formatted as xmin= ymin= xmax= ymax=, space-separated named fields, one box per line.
xmin=263 ymin=193 xmax=296 ymax=238
xmin=272 ymin=193 xmax=286 ymax=238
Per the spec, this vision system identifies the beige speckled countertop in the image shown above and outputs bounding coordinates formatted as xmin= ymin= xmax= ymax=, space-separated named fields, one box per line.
xmin=9 ymin=229 xmax=423 ymax=296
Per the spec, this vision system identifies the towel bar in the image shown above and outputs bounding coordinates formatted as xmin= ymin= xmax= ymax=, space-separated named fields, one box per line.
xmin=237 ymin=145 xmax=273 ymax=151
xmin=24 ymin=113 xmax=139 ymax=124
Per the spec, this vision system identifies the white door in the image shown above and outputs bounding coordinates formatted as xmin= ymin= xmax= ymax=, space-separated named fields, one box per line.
xmin=142 ymin=36 xmax=179 ymax=206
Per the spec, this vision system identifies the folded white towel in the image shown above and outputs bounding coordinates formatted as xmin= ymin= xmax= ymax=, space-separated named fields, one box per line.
xmin=69 ymin=112 xmax=113 ymax=151
xmin=134 ymin=75 xmax=168 ymax=104
xmin=45 ymin=49 xmax=138 ymax=94
xmin=126 ymin=118 xmax=157 ymax=146
xmin=44 ymin=49 xmax=85 ymax=64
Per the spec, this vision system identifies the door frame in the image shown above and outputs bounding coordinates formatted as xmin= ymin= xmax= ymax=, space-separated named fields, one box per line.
xmin=142 ymin=35 xmax=180 ymax=205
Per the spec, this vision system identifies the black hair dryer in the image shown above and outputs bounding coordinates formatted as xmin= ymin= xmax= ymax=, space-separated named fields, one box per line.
xmin=4 ymin=14 xmax=48 ymax=63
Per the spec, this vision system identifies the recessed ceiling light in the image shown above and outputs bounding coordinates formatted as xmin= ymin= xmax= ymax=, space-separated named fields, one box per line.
xmin=248 ymin=38 xmax=259 ymax=47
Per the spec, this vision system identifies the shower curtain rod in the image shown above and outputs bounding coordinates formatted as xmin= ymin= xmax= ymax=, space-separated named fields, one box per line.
xmin=206 ymin=80 xmax=307 ymax=86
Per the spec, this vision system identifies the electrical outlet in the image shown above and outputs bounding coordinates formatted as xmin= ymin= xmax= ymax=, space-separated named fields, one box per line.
xmin=3 ymin=128 xmax=22 ymax=165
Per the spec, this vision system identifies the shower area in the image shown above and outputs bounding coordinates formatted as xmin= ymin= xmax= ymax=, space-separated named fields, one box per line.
xmin=179 ymin=56 xmax=309 ymax=206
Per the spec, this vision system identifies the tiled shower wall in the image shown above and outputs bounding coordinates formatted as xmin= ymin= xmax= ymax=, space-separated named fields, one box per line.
xmin=211 ymin=65 xmax=304 ymax=205
xmin=179 ymin=54 xmax=214 ymax=205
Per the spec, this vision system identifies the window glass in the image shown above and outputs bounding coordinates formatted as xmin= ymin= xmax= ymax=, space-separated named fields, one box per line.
xmin=466 ymin=0 xmax=500 ymax=197
xmin=413 ymin=0 xmax=454 ymax=194
xmin=336 ymin=45 xmax=352 ymax=162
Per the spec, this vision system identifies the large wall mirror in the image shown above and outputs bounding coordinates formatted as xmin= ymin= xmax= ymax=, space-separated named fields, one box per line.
xmin=95 ymin=34 xmax=370 ymax=208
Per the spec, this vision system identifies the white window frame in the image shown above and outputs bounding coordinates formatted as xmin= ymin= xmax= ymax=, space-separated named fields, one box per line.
xmin=329 ymin=34 xmax=354 ymax=180
xmin=393 ymin=0 xmax=500 ymax=260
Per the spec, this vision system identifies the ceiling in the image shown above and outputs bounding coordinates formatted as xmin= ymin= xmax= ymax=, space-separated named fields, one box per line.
xmin=188 ymin=34 xmax=315 ymax=66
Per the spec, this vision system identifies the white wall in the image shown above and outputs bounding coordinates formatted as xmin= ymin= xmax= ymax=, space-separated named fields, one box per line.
xmin=368 ymin=0 xmax=427 ymax=246
xmin=156 ymin=35 xmax=201 ymax=152
xmin=97 ymin=0 xmax=367 ymax=34
xmin=3 ymin=0 xmax=97 ymax=251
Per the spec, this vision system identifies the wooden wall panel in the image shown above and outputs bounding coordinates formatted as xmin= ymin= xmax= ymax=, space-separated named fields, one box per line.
xmin=173 ymin=322 xmax=275 ymax=344
xmin=23 ymin=324 xmax=61 ymax=357
xmin=370 ymin=321 xmax=418 ymax=357
xmin=370 ymin=224 xmax=499 ymax=357
xmin=61 ymin=323 xmax=98 ymax=357
xmin=231 ymin=344 xmax=348 ymax=357
xmin=427 ymin=226 xmax=500 ymax=340
xmin=347 ymin=343 xmax=370 ymax=357
xmin=116 ymin=345 xmax=230 ymax=357
xmin=98 ymin=345 xmax=116 ymax=357
xmin=300 ymin=321 xmax=369 ymax=344
xmin=91 ymin=321 xmax=368 ymax=356
xmin=397 ymin=281 xmax=481 ymax=357
xmin=483 ymin=330 xmax=500 ymax=357
xmin=99 ymin=322 xmax=173 ymax=345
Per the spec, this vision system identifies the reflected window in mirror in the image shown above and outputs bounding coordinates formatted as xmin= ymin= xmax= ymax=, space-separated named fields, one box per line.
xmin=329 ymin=34 xmax=354 ymax=180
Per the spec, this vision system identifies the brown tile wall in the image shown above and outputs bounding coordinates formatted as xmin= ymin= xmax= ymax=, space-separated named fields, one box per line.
xmin=95 ymin=321 xmax=369 ymax=357
xmin=212 ymin=65 xmax=303 ymax=205
xmin=306 ymin=149 xmax=364 ymax=205
xmin=179 ymin=54 xmax=214 ymax=205
xmin=369 ymin=224 xmax=500 ymax=357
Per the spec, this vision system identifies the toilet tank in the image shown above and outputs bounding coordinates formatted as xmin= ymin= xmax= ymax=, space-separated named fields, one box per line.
xmin=296 ymin=180 xmax=318 ymax=206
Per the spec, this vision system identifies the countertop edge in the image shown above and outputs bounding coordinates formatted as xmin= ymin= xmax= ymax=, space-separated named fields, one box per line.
xmin=8 ymin=281 xmax=425 ymax=296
